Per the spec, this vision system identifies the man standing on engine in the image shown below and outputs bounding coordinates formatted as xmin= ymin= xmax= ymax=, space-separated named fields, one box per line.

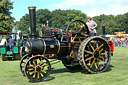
xmin=86 ymin=17 xmax=98 ymax=36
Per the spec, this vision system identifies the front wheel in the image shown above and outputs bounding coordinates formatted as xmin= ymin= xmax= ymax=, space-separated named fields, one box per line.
xmin=24 ymin=55 xmax=51 ymax=82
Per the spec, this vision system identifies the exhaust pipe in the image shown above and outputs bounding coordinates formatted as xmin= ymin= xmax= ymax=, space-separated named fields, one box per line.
xmin=28 ymin=6 xmax=37 ymax=39
xmin=102 ymin=25 xmax=105 ymax=35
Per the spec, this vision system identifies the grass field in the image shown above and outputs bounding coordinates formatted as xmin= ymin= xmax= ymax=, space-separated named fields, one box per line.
xmin=0 ymin=47 xmax=128 ymax=85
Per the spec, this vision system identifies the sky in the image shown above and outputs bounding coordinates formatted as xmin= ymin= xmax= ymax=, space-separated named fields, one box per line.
xmin=10 ymin=0 xmax=128 ymax=21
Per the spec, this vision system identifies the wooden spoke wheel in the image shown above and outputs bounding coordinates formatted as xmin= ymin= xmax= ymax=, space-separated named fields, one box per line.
xmin=66 ymin=20 xmax=89 ymax=44
xmin=19 ymin=54 xmax=29 ymax=76
xmin=78 ymin=36 xmax=111 ymax=73
xmin=24 ymin=55 xmax=51 ymax=82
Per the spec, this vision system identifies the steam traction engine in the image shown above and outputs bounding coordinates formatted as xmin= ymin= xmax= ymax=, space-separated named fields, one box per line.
xmin=20 ymin=7 xmax=114 ymax=82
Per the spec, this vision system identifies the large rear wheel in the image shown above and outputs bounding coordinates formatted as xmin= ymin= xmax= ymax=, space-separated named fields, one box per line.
xmin=78 ymin=36 xmax=111 ymax=73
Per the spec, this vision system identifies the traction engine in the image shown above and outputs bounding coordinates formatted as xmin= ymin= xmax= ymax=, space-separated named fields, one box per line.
xmin=20 ymin=6 xmax=114 ymax=82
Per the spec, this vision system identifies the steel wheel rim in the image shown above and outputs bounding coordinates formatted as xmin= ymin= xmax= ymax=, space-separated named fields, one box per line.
xmin=79 ymin=36 xmax=111 ymax=73
xmin=24 ymin=55 xmax=51 ymax=82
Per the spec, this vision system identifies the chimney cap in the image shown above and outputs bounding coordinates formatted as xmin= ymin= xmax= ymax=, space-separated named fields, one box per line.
xmin=28 ymin=6 xmax=36 ymax=9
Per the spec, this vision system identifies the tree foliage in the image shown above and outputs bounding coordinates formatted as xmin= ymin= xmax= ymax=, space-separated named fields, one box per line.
xmin=0 ymin=0 xmax=14 ymax=32
xmin=16 ymin=9 xmax=87 ymax=34
xmin=14 ymin=8 xmax=128 ymax=35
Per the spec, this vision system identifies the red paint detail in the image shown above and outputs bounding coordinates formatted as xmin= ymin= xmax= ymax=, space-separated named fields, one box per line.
xmin=52 ymin=29 xmax=56 ymax=32
xmin=109 ymin=42 xmax=114 ymax=51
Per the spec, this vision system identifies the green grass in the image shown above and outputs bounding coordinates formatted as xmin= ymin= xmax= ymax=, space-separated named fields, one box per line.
xmin=0 ymin=47 xmax=128 ymax=85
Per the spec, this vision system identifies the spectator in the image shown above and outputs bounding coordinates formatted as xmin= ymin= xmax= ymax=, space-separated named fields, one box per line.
xmin=0 ymin=36 xmax=7 ymax=47
xmin=8 ymin=36 xmax=15 ymax=51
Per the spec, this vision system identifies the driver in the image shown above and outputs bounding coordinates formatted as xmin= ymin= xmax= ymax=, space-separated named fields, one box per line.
xmin=86 ymin=17 xmax=98 ymax=36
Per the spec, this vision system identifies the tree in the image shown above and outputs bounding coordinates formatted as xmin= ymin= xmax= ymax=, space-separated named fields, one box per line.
xmin=36 ymin=9 xmax=51 ymax=33
xmin=51 ymin=9 xmax=67 ymax=29
xmin=17 ymin=14 xmax=30 ymax=34
xmin=0 ymin=0 xmax=14 ymax=32
xmin=120 ymin=12 xmax=128 ymax=33
xmin=51 ymin=9 xmax=87 ymax=29
xmin=93 ymin=14 xmax=116 ymax=34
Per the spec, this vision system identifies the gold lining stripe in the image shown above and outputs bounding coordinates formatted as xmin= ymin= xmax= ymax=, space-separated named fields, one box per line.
xmin=43 ymin=40 xmax=46 ymax=54
xmin=57 ymin=40 xmax=60 ymax=54
xmin=60 ymin=46 xmax=70 ymax=47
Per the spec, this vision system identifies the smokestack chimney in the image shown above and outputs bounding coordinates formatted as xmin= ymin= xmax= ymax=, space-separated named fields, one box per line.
xmin=28 ymin=6 xmax=37 ymax=39
xmin=102 ymin=25 xmax=105 ymax=35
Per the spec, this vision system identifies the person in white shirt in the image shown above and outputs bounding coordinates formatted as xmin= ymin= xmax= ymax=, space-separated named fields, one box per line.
xmin=0 ymin=36 xmax=7 ymax=47
xmin=86 ymin=17 xmax=98 ymax=36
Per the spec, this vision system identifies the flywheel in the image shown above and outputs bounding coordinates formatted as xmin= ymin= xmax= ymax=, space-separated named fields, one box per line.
xmin=66 ymin=20 xmax=89 ymax=45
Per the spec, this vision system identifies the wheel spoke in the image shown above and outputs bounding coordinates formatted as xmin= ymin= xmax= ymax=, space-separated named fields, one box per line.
xmin=100 ymin=52 xmax=107 ymax=56
xmin=89 ymin=59 xmax=91 ymax=66
xmin=99 ymin=56 xmax=104 ymax=60
xmin=40 ymin=72 xmax=44 ymax=77
xmin=95 ymin=63 xmax=98 ymax=69
xmin=32 ymin=59 xmax=37 ymax=66
xmin=87 ymin=45 xmax=91 ymax=51
xmin=84 ymin=50 xmax=93 ymax=54
xmin=71 ymin=34 xmax=77 ymax=42
xmin=93 ymin=41 xmax=96 ymax=48
xmin=41 ymin=63 xmax=46 ymax=67
xmin=37 ymin=72 xmax=40 ymax=79
xmin=39 ymin=60 xmax=43 ymax=65
xmin=42 ymin=70 xmax=47 ymax=74
xmin=96 ymin=41 xmax=99 ymax=48
xmin=79 ymin=25 xmax=83 ymax=32
xmin=37 ymin=58 xmax=40 ymax=65
xmin=99 ymin=48 xmax=104 ymax=53
xmin=28 ymin=68 xmax=34 ymax=71
xmin=98 ymin=44 xmax=104 ymax=49
xmin=97 ymin=58 xmax=100 ymax=67
xmin=81 ymin=33 xmax=88 ymax=37
xmin=90 ymin=58 xmax=95 ymax=68
xmin=85 ymin=56 xmax=93 ymax=61
xmin=84 ymin=54 xmax=89 ymax=57
xmin=79 ymin=38 xmax=82 ymax=43
xmin=29 ymin=71 xmax=34 ymax=75
xmin=29 ymin=64 xmax=35 ymax=68
xmin=80 ymin=24 xmax=84 ymax=31
xmin=89 ymin=42 xmax=94 ymax=51
xmin=74 ymin=22 xmax=78 ymax=31
xmin=33 ymin=72 xmax=36 ymax=78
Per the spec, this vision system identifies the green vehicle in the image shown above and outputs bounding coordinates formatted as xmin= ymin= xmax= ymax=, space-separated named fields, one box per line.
xmin=0 ymin=32 xmax=22 ymax=61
